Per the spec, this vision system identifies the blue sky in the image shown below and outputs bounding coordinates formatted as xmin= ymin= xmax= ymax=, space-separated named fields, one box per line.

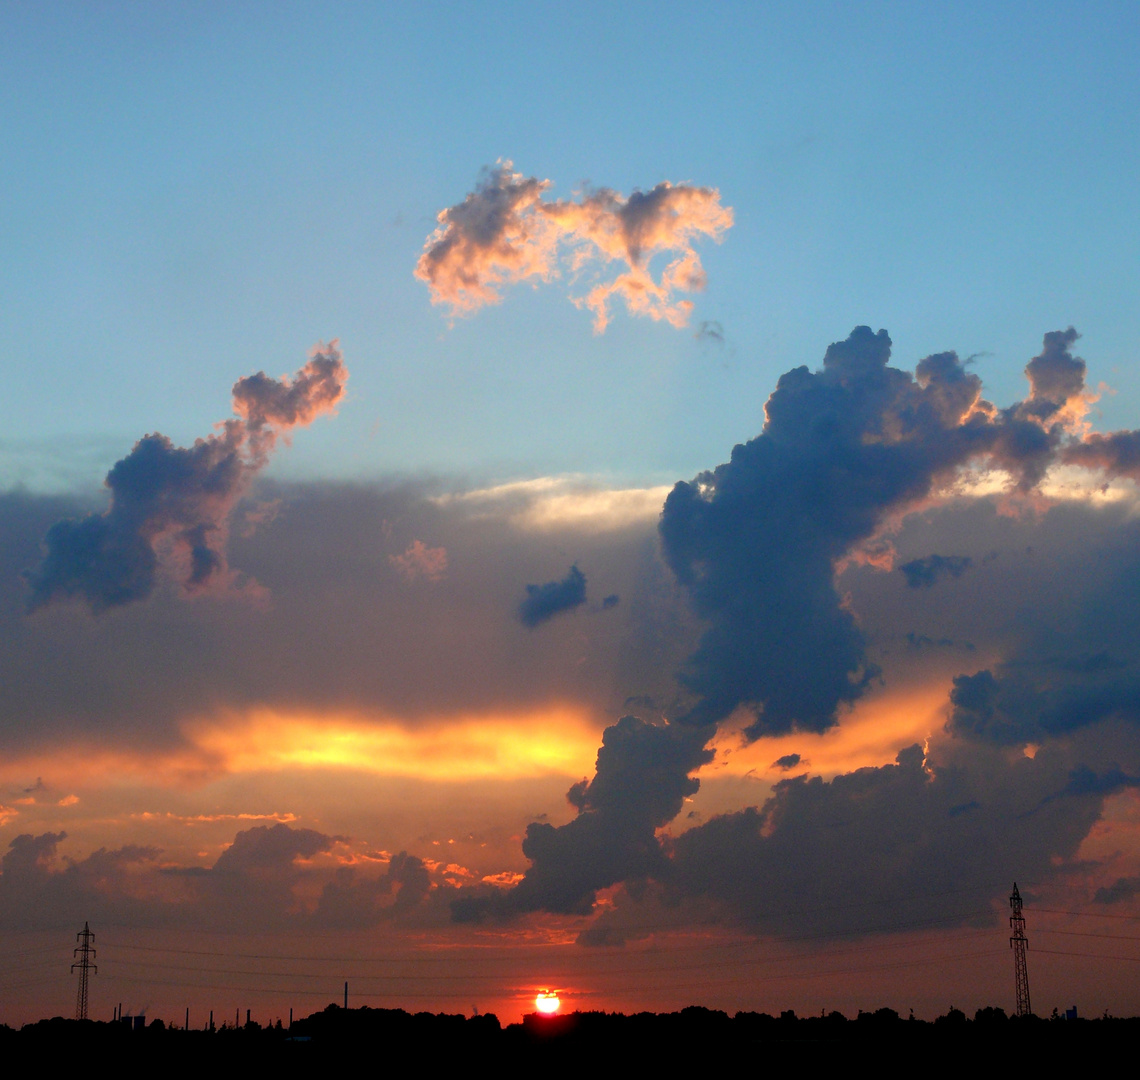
xmin=3 ymin=2 xmax=1137 ymax=492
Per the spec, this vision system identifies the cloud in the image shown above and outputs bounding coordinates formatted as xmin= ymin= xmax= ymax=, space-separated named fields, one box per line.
xmin=10 ymin=325 xmax=1140 ymax=940
xmin=1095 ymin=876 xmax=1140 ymax=905
xmin=668 ymin=741 xmax=1110 ymax=936
xmin=23 ymin=343 xmax=347 ymax=613
xmin=482 ymin=326 xmax=1140 ymax=919
xmin=455 ymin=715 xmax=713 ymax=918
xmin=658 ymin=326 xmax=1111 ymax=737
xmin=414 ymin=164 xmax=561 ymax=316
xmin=899 ymin=554 xmax=973 ymax=588
xmin=772 ymin=753 xmax=801 ymax=771
xmin=390 ymin=540 xmax=449 ymax=583
xmin=659 ymin=327 xmax=988 ymax=735
xmin=1018 ymin=327 xmax=1088 ymax=425
xmin=416 ymin=162 xmax=732 ymax=332
xmin=518 ymin=564 xmax=588 ymax=627
xmin=0 ymin=478 xmax=687 ymax=748
xmin=0 ymin=824 xmax=442 ymax=933
xmin=314 ymin=850 xmax=433 ymax=928
xmin=948 ymin=661 xmax=1140 ymax=746
xmin=0 ymin=830 xmax=165 ymax=931
xmin=695 ymin=320 xmax=725 ymax=345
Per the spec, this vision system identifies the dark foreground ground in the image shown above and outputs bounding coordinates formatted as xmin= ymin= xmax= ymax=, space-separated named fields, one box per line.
xmin=4 ymin=1005 xmax=1132 ymax=1067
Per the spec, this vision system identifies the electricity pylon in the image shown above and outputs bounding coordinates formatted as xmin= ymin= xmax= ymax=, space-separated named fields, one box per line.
xmin=1009 ymin=883 xmax=1031 ymax=1017
xmin=72 ymin=922 xmax=97 ymax=1020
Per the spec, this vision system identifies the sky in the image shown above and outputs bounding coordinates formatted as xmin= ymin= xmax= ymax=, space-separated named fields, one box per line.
xmin=3 ymin=1 xmax=1140 ymax=1027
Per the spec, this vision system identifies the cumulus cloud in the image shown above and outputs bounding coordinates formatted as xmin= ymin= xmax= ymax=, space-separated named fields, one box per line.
xmin=660 ymin=327 xmax=990 ymax=735
xmin=23 ymin=343 xmax=346 ymax=613
xmin=658 ymin=326 xmax=1111 ymax=737
xmin=482 ymin=326 xmax=1140 ymax=920
xmin=518 ymin=564 xmax=588 ymax=627
xmin=937 ymin=498 xmax=1140 ymax=750
xmin=948 ymin=659 xmax=1140 ymax=746
xmin=415 ymin=162 xmax=732 ymax=332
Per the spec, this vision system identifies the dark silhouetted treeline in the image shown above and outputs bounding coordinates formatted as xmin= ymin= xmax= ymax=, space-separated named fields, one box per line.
xmin=2 ymin=1004 xmax=1136 ymax=1066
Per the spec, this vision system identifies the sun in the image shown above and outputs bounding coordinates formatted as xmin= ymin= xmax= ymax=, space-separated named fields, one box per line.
xmin=535 ymin=991 xmax=560 ymax=1014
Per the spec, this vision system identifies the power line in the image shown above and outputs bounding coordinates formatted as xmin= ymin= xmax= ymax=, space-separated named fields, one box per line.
xmin=1032 ymin=948 xmax=1140 ymax=964
xmin=94 ymin=944 xmax=1009 ymax=1001
xmin=1029 ymin=906 xmax=1140 ymax=922
xmin=1037 ymin=927 xmax=1140 ymax=943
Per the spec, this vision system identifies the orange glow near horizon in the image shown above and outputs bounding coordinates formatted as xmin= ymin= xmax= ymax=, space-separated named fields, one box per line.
xmin=187 ymin=706 xmax=602 ymax=782
xmin=0 ymin=678 xmax=959 ymax=797
xmin=0 ymin=704 xmax=603 ymax=790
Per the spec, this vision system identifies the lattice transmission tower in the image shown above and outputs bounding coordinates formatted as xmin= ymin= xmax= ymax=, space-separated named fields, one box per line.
xmin=1009 ymin=883 xmax=1031 ymax=1017
xmin=72 ymin=922 xmax=97 ymax=1020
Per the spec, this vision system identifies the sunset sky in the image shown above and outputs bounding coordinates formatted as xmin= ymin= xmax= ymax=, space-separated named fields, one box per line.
xmin=4 ymin=3 xmax=1140 ymax=1027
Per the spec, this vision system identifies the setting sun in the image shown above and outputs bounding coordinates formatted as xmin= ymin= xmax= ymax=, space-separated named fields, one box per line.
xmin=535 ymin=992 xmax=561 ymax=1015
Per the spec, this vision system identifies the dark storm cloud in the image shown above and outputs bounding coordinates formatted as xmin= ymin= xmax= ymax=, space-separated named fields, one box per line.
xmin=658 ymin=326 xmax=1104 ymax=738
xmin=906 ymin=632 xmax=970 ymax=650
xmin=0 ymin=830 xmax=164 ymax=931
xmin=487 ymin=327 xmax=1140 ymax=920
xmin=668 ymin=741 xmax=1114 ymax=936
xmin=899 ymin=554 xmax=973 ymax=588
xmin=659 ymin=327 xmax=989 ymax=736
xmin=455 ymin=714 xmax=713 ymax=918
xmin=518 ymin=564 xmax=588 ymax=627
xmin=772 ymin=753 xmax=801 ymax=771
xmin=948 ymin=663 xmax=1140 ymax=746
xmin=23 ymin=343 xmax=346 ymax=614
xmin=9 ymin=324 xmax=1140 ymax=937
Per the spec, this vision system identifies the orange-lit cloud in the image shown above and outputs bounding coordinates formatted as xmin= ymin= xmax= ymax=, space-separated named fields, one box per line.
xmin=416 ymin=162 xmax=732 ymax=332
xmin=705 ymin=681 xmax=954 ymax=785
xmin=130 ymin=810 xmax=299 ymax=826
xmin=0 ymin=706 xmax=604 ymax=791
xmin=432 ymin=475 xmax=671 ymax=533
xmin=187 ymin=707 xmax=602 ymax=783
xmin=389 ymin=539 xmax=449 ymax=582
xmin=544 ymin=183 xmax=733 ymax=331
